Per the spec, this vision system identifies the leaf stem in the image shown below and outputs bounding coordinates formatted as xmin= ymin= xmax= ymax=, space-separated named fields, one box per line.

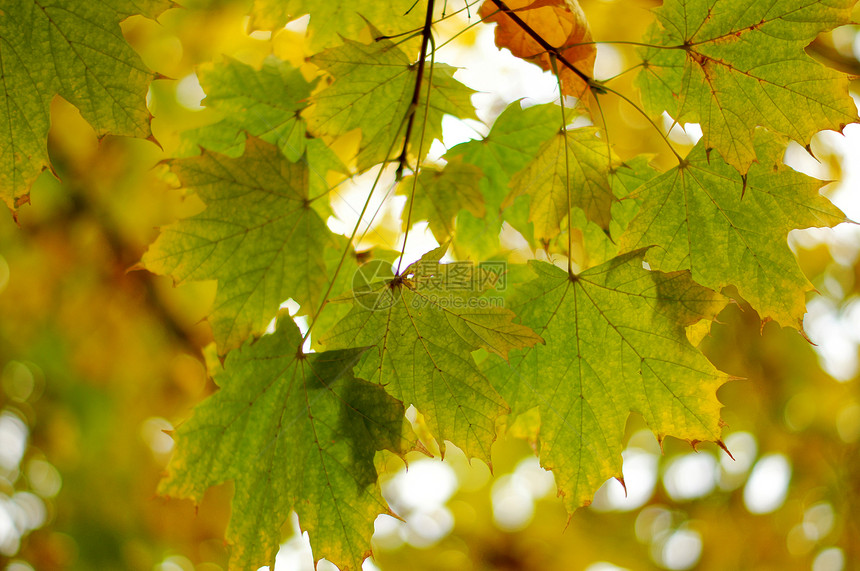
xmin=549 ymin=55 xmax=575 ymax=278
xmin=599 ymin=61 xmax=645 ymax=83
xmin=598 ymin=83 xmax=684 ymax=164
xmin=561 ymin=39 xmax=685 ymax=50
xmin=395 ymin=0 xmax=437 ymax=181
xmin=397 ymin=34 xmax=437 ymax=275
xmin=301 ymin=106 xmax=418 ymax=344
xmin=589 ymin=88 xmax=613 ymax=181
xmin=301 ymin=158 xmax=400 ymax=346
xmin=435 ymin=14 xmax=487 ymax=51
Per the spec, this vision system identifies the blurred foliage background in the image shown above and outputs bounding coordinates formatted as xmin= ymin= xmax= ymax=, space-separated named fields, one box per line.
xmin=1 ymin=1 xmax=860 ymax=570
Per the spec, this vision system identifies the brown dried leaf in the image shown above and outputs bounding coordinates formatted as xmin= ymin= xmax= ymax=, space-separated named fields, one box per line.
xmin=479 ymin=0 xmax=596 ymax=97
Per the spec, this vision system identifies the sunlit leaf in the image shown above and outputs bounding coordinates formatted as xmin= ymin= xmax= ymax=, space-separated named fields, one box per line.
xmin=636 ymin=0 xmax=857 ymax=172
xmin=620 ymin=131 xmax=845 ymax=327
xmin=305 ymin=36 xmax=476 ymax=171
xmin=505 ymin=127 xmax=614 ymax=238
xmin=451 ymin=102 xmax=560 ymax=258
xmin=397 ymin=157 xmax=485 ymax=243
xmin=142 ymin=138 xmax=340 ymax=353
xmin=249 ymin=0 xmax=424 ymax=52
xmin=0 ymin=1 xmax=164 ymax=210
xmin=484 ymin=251 xmax=729 ymax=508
xmin=321 ymin=246 xmax=542 ymax=461
xmin=159 ymin=317 xmax=410 ymax=571
xmin=186 ymin=56 xmax=315 ymax=162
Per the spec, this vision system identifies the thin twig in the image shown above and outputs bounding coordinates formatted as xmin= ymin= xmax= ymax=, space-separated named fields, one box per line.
xmin=599 ymin=83 xmax=684 ymax=164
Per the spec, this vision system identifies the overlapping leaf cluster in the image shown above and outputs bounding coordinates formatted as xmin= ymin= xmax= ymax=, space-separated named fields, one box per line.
xmin=1 ymin=0 xmax=855 ymax=569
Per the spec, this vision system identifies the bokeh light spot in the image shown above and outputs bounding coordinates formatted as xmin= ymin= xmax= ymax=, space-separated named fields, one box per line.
xmin=743 ymin=454 xmax=791 ymax=514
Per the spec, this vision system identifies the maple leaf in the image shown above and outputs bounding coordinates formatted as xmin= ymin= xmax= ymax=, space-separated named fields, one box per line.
xmin=397 ymin=157 xmax=485 ymax=243
xmin=304 ymin=36 xmax=476 ymax=171
xmin=484 ymin=251 xmax=729 ymax=509
xmin=321 ymin=247 xmax=543 ymax=461
xmin=619 ymin=131 xmax=845 ymax=328
xmin=504 ymin=126 xmax=614 ymax=238
xmin=185 ymin=56 xmax=316 ymax=162
xmin=635 ymin=0 xmax=857 ymax=172
xmin=180 ymin=56 xmax=347 ymax=200
xmin=566 ymin=156 xmax=655 ymax=270
xmin=141 ymin=138 xmax=341 ymax=353
xmin=480 ymin=0 xmax=596 ymax=97
xmin=0 ymin=1 xmax=164 ymax=211
xmin=159 ymin=316 xmax=411 ymax=571
xmin=450 ymin=102 xmax=560 ymax=258
xmin=249 ymin=0 xmax=424 ymax=52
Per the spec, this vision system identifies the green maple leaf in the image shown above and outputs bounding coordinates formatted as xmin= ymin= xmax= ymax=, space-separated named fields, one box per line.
xmin=304 ymin=36 xmax=476 ymax=171
xmin=249 ymin=0 xmax=424 ymax=52
xmin=504 ymin=127 xmax=614 ymax=240
xmin=0 ymin=1 xmax=164 ymax=211
xmin=451 ymin=102 xmax=560 ymax=258
xmin=181 ymin=56 xmax=347 ymax=202
xmin=397 ymin=157 xmax=485 ymax=243
xmin=567 ymin=156 xmax=655 ymax=270
xmin=321 ymin=247 xmax=543 ymax=461
xmin=141 ymin=138 xmax=340 ymax=353
xmin=619 ymin=131 xmax=845 ymax=328
xmin=636 ymin=0 xmax=857 ymax=172
xmin=159 ymin=317 xmax=410 ymax=571
xmin=484 ymin=251 xmax=729 ymax=509
xmin=453 ymin=103 xmax=562 ymax=211
xmin=186 ymin=56 xmax=315 ymax=162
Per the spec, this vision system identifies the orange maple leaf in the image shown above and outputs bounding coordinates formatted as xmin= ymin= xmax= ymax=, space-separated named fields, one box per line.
xmin=479 ymin=0 xmax=596 ymax=97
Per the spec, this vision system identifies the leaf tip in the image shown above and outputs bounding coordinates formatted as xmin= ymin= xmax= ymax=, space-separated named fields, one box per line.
xmin=615 ymin=475 xmax=627 ymax=496
xmin=145 ymin=132 xmax=164 ymax=151
xmin=716 ymin=439 xmax=735 ymax=461
xmin=798 ymin=325 xmax=816 ymax=346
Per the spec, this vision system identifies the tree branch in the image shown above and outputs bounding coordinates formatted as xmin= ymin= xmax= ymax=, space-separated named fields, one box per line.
xmin=396 ymin=0 xmax=436 ymax=180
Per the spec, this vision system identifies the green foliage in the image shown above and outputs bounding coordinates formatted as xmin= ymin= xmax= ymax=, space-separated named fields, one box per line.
xmin=620 ymin=131 xmax=846 ymax=327
xmin=249 ymin=0 xmax=424 ymax=51
xmin=505 ymin=126 xmax=614 ymax=237
xmin=0 ymin=0 xmax=165 ymax=210
xmin=159 ymin=317 xmax=411 ymax=571
xmin=397 ymin=158 xmax=485 ymax=242
xmin=142 ymin=138 xmax=337 ymax=353
xmin=484 ymin=251 xmax=728 ymax=509
xmin=305 ymin=37 xmax=476 ymax=170
xmin=637 ymin=0 xmax=857 ymax=171
xmin=186 ymin=56 xmax=315 ymax=161
xmin=1 ymin=0 xmax=858 ymax=570
xmin=322 ymin=247 xmax=542 ymax=462
xmin=449 ymin=102 xmax=561 ymax=257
